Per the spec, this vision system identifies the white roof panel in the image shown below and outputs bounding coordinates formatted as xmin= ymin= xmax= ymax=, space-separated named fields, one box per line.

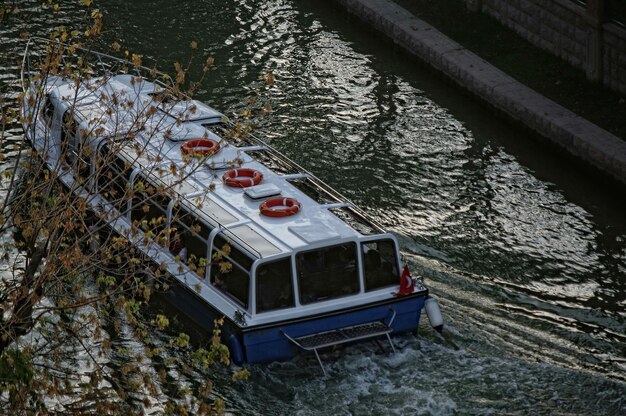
xmin=224 ymin=225 xmax=281 ymax=257
xmin=288 ymin=224 xmax=340 ymax=243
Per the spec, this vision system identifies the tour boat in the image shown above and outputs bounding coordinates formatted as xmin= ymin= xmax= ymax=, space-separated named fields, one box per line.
xmin=21 ymin=39 xmax=441 ymax=374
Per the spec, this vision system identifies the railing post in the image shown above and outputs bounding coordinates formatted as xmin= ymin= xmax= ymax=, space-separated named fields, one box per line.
xmin=585 ymin=0 xmax=606 ymax=82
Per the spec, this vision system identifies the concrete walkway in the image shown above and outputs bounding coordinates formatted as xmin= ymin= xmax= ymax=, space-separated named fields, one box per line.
xmin=333 ymin=0 xmax=626 ymax=185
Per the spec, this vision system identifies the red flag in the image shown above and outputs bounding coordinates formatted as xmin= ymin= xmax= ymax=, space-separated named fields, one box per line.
xmin=394 ymin=264 xmax=414 ymax=296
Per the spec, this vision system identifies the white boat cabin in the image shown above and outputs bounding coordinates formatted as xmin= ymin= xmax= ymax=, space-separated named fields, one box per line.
xmin=31 ymin=74 xmax=406 ymax=327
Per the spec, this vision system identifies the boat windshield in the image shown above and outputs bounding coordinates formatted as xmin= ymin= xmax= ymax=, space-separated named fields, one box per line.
xmin=255 ymin=257 xmax=295 ymax=313
xmin=296 ymin=242 xmax=359 ymax=305
xmin=361 ymin=239 xmax=399 ymax=291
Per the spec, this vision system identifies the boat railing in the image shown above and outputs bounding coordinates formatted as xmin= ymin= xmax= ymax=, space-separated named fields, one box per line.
xmin=222 ymin=122 xmax=387 ymax=235
xmin=22 ymin=37 xmax=174 ymax=95
xmin=22 ymin=37 xmax=387 ymax=254
xmin=134 ymin=151 xmax=264 ymax=260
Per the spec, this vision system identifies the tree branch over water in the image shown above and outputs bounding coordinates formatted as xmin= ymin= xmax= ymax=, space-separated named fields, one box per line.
xmin=0 ymin=2 xmax=246 ymax=413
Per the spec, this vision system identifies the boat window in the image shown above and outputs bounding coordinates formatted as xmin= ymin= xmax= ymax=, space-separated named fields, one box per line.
xmin=61 ymin=110 xmax=77 ymax=144
xmin=59 ymin=110 xmax=91 ymax=180
xmin=96 ymin=144 xmax=132 ymax=210
xmin=42 ymin=96 xmax=54 ymax=128
xmin=169 ymin=204 xmax=212 ymax=277
xmin=213 ymin=234 xmax=254 ymax=270
xmin=74 ymin=141 xmax=92 ymax=181
xmin=60 ymin=110 xmax=77 ymax=166
xmin=296 ymin=242 xmax=359 ymax=305
xmin=210 ymin=234 xmax=252 ymax=309
xmin=256 ymin=257 xmax=294 ymax=313
xmin=131 ymin=176 xmax=171 ymax=245
xmin=362 ymin=239 xmax=399 ymax=291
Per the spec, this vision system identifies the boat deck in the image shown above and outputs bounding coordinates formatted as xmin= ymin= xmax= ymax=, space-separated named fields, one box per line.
xmin=282 ymin=310 xmax=397 ymax=375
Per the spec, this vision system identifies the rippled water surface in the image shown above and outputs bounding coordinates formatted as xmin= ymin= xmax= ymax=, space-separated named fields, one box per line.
xmin=2 ymin=0 xmax=625 ymax=414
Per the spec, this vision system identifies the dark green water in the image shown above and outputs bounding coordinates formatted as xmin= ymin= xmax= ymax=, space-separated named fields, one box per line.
xmin=1 ymin=0 xmax=625 ymax=414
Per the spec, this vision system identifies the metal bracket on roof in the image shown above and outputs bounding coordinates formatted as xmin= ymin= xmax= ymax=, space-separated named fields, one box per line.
xmin=280 ymin=173 xmax=310 ymax=180
xmin=184 ymin=190 xmax=209 ymax=198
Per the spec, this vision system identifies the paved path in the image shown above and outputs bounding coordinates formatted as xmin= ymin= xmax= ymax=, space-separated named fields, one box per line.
xmin=334 ymin=0 xmax=626 ymax=185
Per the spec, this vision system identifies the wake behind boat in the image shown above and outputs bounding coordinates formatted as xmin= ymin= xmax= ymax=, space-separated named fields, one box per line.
xmin=20 ymin=38 xmax=442 ymax=374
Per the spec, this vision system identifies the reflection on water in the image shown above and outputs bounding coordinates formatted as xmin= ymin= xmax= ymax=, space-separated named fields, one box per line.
xmin=1 ymin=0 xmax=625 ymax=414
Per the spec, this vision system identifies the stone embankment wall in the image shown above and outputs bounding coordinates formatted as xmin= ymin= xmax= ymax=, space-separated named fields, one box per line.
xmin=469 ymin=0 xmax=626 ymax=94
xmin=332 ymin=0 xmax=626 ymax=185
xmin=603 ymin=22 xmax=626 ymax=92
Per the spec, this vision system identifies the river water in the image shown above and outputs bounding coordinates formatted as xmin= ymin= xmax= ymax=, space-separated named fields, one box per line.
xmin=1 ymin=0 xmax=625 ymax=414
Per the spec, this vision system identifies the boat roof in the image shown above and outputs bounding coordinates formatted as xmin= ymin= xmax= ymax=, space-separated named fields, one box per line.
xmin=47 ymin=74 xmax=389 ymax=260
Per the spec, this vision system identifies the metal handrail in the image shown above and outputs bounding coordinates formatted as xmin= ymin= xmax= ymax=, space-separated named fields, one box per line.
xmin=22 ymin=37 xmax=174 ymax=88
xmin=281 ymin=313 xmax=397 ymax=376
xmin=21 ymin=37 xmax=387 ymax=257
xmin=229 ymin=122 xmax=387 ymax=233
xmin=386 ymin=306 xmax=397 ymax=327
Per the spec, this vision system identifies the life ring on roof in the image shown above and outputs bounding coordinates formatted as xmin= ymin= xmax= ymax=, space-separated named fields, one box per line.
xmin=260 ymin=197 xmax=301 ymax=218
xmin=222 ymin=168 xmax=263 ymax=188
xmin=181 ymin=139 xmax=221 ymax=156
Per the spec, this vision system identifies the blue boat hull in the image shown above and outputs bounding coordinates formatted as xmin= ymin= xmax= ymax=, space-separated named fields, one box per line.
xmin=155 ymin=270 xmax=427 ymax=365
xmin=239 ymin=294 xmax=426 ymax=364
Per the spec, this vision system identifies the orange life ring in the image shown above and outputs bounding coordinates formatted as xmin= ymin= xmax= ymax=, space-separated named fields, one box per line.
xmin=222 ymin=168 xmax=263 ymax=188
xmin=181 ymin=139 xmax=221 ymax=156
xmin=259 ymin=197 xmax=301 ymax=218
